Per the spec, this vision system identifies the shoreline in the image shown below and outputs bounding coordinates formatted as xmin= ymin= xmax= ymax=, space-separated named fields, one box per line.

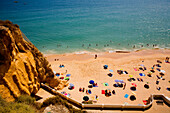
xmin=44 ymin=48 xmax=170 ymax=62
xmin=42 ymin=47 xmax=170 ymax=55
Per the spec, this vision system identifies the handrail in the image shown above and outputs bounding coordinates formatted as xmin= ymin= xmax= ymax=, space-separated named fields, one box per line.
xmin=40 ymin=83 xmax=170 ymax=110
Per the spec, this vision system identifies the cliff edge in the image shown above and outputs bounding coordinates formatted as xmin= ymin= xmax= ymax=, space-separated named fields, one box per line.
xmin=0 ymin=20 xmax=60 ymax=101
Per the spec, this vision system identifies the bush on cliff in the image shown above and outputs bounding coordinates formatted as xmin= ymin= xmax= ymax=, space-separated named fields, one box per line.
xmin=0 ymin=95 xmax=36 ymax=113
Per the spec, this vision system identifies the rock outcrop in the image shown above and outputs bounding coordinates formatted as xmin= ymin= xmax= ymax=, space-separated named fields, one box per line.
xmin=0 ymin=20 xmax=60 ymax=101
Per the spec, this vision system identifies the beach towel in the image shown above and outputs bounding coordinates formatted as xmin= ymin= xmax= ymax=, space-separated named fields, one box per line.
xmin=103 ymin=83 xmax=109 ymax=86
xmin=66 ymin=93 xmax=71 ymax=97
xmin=60 ymin=77 xmax=64 ymax=79
xmin=160 ymin=70 xmax=165 ymax=73
xmin=109 ymin=70 xmax=113 ymax=72
xmin=134 ymin=68 xmax=138 ymax=71
xmin=64 ymin=93 xmax=67 ymax=96
xmin=124 ymin=94 xmax=129 ymax=98
xmin=129 ymin=75 xmax=133 ymax=78
xmin=65 ymin=77 xmax=70 ymax=80
xmin=139 ymin=73 xmax=145 ymax=76
xmin=132 ymin=83 xmax=137 ymax=87
xmin=102 ymin=90 xmax=105 ymax=94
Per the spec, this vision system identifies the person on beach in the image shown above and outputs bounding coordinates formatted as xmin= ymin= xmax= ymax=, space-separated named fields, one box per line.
xmin=95 ymin=54 xmax=97 ymax=59
xmin=165 ymin=57 xmax=169 ymax=63
xmin=123 ymin=82 xmax=126 ymax=90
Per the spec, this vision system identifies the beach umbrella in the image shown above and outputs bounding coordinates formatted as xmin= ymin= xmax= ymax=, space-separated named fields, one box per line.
xmin=129 ymin=75 xmax=133 ymax=78
xmin=89 ymin=80 xmax=94 ymax=84
xmin=69 ymin=83 xmax=74 ymax=87
xmin=104 ymin=65 xmax=108 ymax=69
xmin=66 ymin=74 xmax=71 ymax=77
xmin=120 ymin=80 xmax=124 ymax=83
xmin=53 ymin=71 xmax=56 ymax=75
xmin=115 ymin=79 xmax=120 ymax=83
xmin=56 ymin=73 xmax=60 ymax=77
xmin=83 ymin=96 xmax=89 ymax=101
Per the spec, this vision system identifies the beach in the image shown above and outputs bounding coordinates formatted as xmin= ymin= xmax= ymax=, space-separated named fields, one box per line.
xmin=44 ymin=49 xmax=170 ymax=108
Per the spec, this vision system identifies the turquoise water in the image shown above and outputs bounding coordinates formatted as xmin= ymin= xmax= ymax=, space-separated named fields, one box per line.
xmin=0 ymin=0 xmax=170 ymax=54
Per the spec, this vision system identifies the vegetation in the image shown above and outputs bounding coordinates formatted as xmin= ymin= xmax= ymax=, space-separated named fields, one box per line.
xmin=42 ymin=95 xmax=86 ymax=113
xmin=0 ymin=95 xmax=36 ymax=113
xmin=0 ymin=94 xmax=86 ymax=113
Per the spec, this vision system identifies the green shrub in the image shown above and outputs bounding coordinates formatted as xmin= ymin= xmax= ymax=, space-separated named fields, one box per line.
xmin=0 ymin=95 xmax=36 ymax=113
xmin=15 ymin=95 xmax=36 ymax=105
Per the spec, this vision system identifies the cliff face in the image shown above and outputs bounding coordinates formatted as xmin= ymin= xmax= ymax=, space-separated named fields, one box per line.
xmin=0 ymin=20 xmax=60 ymax=101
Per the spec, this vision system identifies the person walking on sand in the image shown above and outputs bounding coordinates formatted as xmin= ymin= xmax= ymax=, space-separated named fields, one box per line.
xmin=123 ymin=82 xmax=126 ymax=90
xmin=95 ymin=54 xmax=97 ymax=59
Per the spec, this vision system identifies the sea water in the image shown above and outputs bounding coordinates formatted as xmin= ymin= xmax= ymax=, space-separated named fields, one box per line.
xmin=0 ymin=0 xmax=170 ymax=54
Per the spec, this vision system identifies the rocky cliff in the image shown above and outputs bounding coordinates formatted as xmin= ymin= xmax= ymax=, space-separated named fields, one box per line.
xmin=0 ymin=20 xmax=60 ymax=101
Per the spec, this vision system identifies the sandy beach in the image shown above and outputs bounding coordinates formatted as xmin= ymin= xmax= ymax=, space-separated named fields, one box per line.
xmin=45 ymin=49 xmax=170 ymax=112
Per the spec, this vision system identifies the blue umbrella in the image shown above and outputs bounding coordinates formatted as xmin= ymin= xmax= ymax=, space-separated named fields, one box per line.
xmin=140 ymin=64 xmax=144 ymax=67
xmin=69 ymin=83 xmax=74 ymax=87
xmin=66 ymin=74 xmax=71 ymax=77
xmin=120 ymin=80 xmax=124 ymax=83
xmin=89 ymin=80 xmax=94 ymax=84
xmin=115 ymin=79 xmax=120 ymax=82
xmin=56 ymin=73 xmax=60 ymax=77
xmin=104 ymin=65 xmax=108 ymax=67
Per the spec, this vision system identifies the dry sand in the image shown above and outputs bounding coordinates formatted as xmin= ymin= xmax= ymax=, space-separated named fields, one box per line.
xmin=45 ymin=49 xmax=170 ymax=112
